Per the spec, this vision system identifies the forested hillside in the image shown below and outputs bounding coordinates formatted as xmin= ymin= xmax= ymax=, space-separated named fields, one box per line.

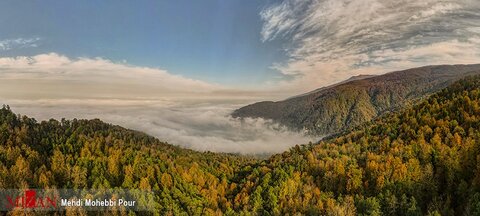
xmin=0 ymin=107 xmax=255 ymax=215
xmin=229 ymin=75 xmax=480 ymax=215
xmin=2 ymin=75 xmax=480 ymax=215
xmin=233 ymin=64 xmax=480 ymax=135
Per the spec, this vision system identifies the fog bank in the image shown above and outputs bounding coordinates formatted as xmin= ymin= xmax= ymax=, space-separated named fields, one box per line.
xmin=3 ymin=98 xmax=315 ymax=155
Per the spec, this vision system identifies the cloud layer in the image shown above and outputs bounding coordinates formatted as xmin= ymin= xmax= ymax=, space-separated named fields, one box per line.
xmin=5 ymin=99 xmax=314 ymax=154
xmin=261 ymin=0 xmax=480 ymax=92
xmin=0 ymin=53 xmax=221 ymax=99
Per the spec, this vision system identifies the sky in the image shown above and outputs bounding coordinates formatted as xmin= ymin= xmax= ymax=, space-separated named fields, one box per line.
xmin=1 ymin=0 xmax=480 ymax=153
xmin=0 ymin=0 xmax=288 ymax=87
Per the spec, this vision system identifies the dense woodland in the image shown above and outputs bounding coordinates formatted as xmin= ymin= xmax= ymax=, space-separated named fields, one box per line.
xmin=2 ymin=76 xmax=480 ymax=215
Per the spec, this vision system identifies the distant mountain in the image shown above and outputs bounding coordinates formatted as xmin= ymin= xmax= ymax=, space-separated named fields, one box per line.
xmin=232 ymin=64 xmax=480 ymax=135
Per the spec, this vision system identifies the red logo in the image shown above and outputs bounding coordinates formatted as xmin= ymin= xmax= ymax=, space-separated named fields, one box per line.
xmin=5 ymin=189 xmax=57 ymax=209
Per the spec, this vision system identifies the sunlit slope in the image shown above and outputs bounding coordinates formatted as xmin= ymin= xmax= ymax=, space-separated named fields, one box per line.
xmin=229 ymin=75 xmax=480 ymax=215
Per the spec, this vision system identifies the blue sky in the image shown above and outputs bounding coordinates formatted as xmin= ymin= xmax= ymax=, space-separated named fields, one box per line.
xmin=1 ymin=0 xmax=480 ymax=97
xmin=0 ymin=0 xmax=287 ymax=86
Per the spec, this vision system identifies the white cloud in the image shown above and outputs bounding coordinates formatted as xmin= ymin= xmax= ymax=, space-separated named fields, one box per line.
xmin=0 ymin=53 xmax=227 ymax=99
xmin=4 ymin=99 xmax=315 ymax=154
xmin=0 ymin=37 xmax=40 ymax=51
xmin=261 ymin=0 xmax=480 ymax=93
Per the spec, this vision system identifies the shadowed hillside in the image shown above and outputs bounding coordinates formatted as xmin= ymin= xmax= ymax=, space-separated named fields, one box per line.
xmin=232 ymin=64 xmax=480 ymax=135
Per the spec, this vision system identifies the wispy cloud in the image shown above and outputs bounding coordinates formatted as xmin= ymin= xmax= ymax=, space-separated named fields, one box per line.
xmin=261 ymin=0 xmax=480 ymax=92
xmin=0 ymin=37 xmax=41 ymax=51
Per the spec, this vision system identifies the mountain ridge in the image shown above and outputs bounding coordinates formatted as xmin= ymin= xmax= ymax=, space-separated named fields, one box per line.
xmin=232 ymin=64 xmax=480 ymax=135
xmin=287 ymin=74 xmax=377 ymax=100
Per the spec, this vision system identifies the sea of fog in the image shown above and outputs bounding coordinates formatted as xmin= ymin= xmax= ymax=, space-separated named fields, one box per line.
xmin=3 ymin=98 xmax=315 ymax=155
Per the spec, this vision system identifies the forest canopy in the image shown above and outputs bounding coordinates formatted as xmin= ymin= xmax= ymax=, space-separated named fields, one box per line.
xmin=2 ymin=76 xmax=480 ymax=215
